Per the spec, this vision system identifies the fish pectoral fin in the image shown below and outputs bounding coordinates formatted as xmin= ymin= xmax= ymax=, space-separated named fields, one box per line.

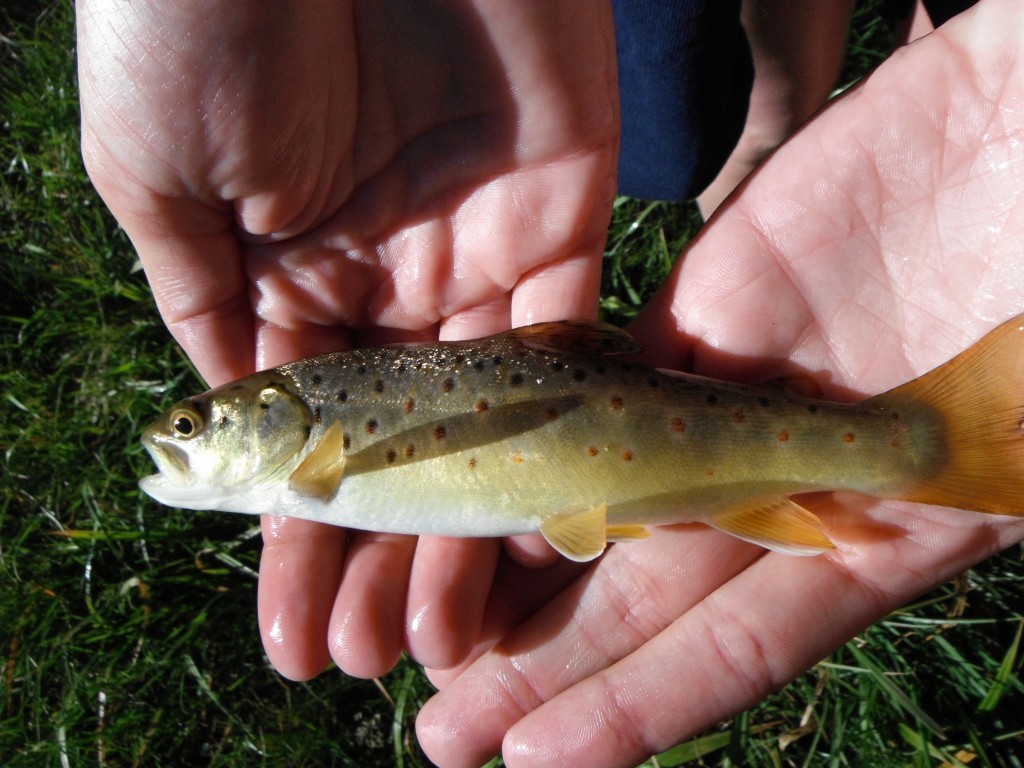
xmin=288 ymin=420 xmax=347 ymax=501
xmin=705 ymin=497 xmax=834 ymax=556
xmin=606 ymin=524 xmax=652 ymax=542
xmin=504 ymin=320 xmax=642 ymax=356
xmin=539 ymin=503 xmax=610 ymax=562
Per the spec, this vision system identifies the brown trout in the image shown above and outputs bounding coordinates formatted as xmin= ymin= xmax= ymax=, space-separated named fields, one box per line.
xmin=140 ymin=318 xmax=1024 ymax=560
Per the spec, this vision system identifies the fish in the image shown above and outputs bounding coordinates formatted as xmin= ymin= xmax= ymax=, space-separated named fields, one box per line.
xmin=140 ymin=317 xmax=1024 ymax=561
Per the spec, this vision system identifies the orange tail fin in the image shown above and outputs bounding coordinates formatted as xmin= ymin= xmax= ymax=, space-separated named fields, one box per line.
xmin=865 ymin=315 xmax=1024 ymax=516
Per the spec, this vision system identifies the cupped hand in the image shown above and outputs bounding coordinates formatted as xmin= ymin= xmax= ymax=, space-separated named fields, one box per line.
xmin=77 ymin=0 xmax=618 ymax=679
xmin=416 ymin=2 xmax=1024 ymax=765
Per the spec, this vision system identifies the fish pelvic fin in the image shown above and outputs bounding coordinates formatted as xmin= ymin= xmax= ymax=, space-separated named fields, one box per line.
xmin=866 ymin=315 xmax=1024 ymax=517
xmin=539 ymin=503 xmax=610 ymax=562
xmin=288 ymin=420 xmax=347 ymax=501
xmin=706 ymin=497 xmax=834 ymax=556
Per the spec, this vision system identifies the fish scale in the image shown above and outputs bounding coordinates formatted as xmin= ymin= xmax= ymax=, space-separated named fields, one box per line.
xmin=140 ymin=318 xmax=1024 ymax=560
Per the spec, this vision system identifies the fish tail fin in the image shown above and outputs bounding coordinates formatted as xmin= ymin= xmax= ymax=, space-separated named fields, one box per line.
xmin=865 ymin=315 xmax=1024 ymax=516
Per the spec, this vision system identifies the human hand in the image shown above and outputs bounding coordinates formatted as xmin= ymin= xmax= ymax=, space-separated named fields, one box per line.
xmin=76 ymin=0 xmax=618 ymax=678
xmin=416 ymin=1 xmax=1024 ymax=765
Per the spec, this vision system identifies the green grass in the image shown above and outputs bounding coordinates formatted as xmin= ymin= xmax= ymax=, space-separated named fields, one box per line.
xmin=2 ymin=1 xmax=1022 ymax=766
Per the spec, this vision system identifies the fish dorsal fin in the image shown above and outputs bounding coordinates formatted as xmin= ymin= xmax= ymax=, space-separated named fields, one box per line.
xmin=505 ymin=321 xmax=641 ymax=356
xmin=539 ymin=503 xmax=610 ymax=561
xmin=706 ymin=497 xmax=834 ymax=556
xmin=288 ymin=420 xmax=347 ymax=501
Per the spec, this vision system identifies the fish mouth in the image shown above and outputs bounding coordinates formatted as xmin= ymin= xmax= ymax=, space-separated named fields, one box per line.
xmin=141 ymin=437 xmax=193 ymax=487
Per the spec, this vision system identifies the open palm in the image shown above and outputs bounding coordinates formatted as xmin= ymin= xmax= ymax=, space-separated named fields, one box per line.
xmin=77 ymin=0 xmax=618 ymax=678
xmin=417 ymin=2 xmax=1024 ymax=766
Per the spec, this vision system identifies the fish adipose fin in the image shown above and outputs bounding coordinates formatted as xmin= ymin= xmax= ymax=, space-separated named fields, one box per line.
xmin=539 ymin=503 xmax=611 ymax=561
xmin=505 ymin=320 xmax=642 ymax=356
xmin=706 ymin=497 xmax=835 ymax=556
xmin=867 ymin=315 xmax=1024 ymax=516
xmin=288 ymin=420 xmax=347 ymax=501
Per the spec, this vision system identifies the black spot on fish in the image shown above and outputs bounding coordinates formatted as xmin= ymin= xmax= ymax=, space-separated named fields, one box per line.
xmin=218 ymin=416 xmax=230 ymax=427
xmin=434 ymin=425 xmax=447 ymax=441
xmin=398 ymin=363 xmax=407 ymax=373
xmin=510 ymin=373 xmax=524 ymax=387
xmin=343 ymin=434 xmax=351 ymax=450
xmin=610 ymin=396 xmax=624 ymax=410
xmin=468 ymin=457 xmax=477 ymax=469
xmin=313 ymin=407 xmax=322 ymax=423
xmin=733 ymin=411 xmax=745 ymax=424
xmin=551 ymin=361 xmax=565 ymax=372
xmin=595 ymin=364 xmax=606 ymax=375
xmin=366 ymin=419 xmax=378 ymax=435
xmin=443 ymin=378 xmax=455 ymax=393
xmin=304 ymin=425 xmax=312 ymax=439
xmin=405 ymin=444 xmax=416 ymax=458
xmin=492 ymin=355 xmax=504 ymax=366
xmin=891 ymin=411 xmax=900 ymax=420
xmin=259 ymin=402 xmax=270 ymax=411
xmin=230 ymin=384 xmax=245 ymax=391
xmin=474 ymin=359 xmax=486 ymax=371
xmin=572 ymin=369 xmax=587 ymax=382
xmin=759 ymin=397 xmax=771 ymax=407
xmin=312 ymin=373 xmax=322 ymax=386
xmin=545 ymin=408 xmax=558 ymax=421
xmin=374 ymin=380 xmax=384 ymax=393
xmin=621 ymin=363 xmax=634 ymax=373
xmin=357 ymin=365 xmax=367 ymax=375
xmin=706 ymin=394 xmax=718 ymax=406
xmin=386 ymin=449 xmax=397 ymax=464
xmin=336 ymin=390 xmax=348 ymax=403
xmin=455 ymin=354 xmax=466 ymax=364
xmin=808 ymin=404 xmax=819 ymax=413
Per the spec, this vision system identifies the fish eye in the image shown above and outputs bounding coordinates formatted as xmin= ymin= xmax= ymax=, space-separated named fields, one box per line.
xmin=170 ymin=408 xmax=202 ymax=438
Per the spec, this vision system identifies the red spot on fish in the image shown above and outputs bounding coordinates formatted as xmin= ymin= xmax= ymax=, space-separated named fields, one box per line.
xmin=405 ymin=444 xmax=416 ymax=458
xmin=671 ymin=417 xmax=685 ymax=433
xmin=778 ymin=430 xmax=789 ymax=443
xmin=434 ymin=425 xmax=447 ymax=441
xmin=404 ymin=398 xmax=415 ymax=413
xmin=587 ymin=446 xmax=599 ymax=457
xmin=468 ymin=457 xmax=477 ymax=469
xmin=475 ymin=399 xmax=489 ymax=412
xmin=443 ymin=378 xmax=455 ymax=393
xmin=512 ymin=453 xmax=524 ymax=464
xmin=545 ymin=408 xmax=559 ymax=421
xmin=843 ymin=433 xmax=856 ymax=444
xmin=366 ymin=419 xmax=378 ymax=435
xmin=705 ymin=467 xmax=715 ymax=477
xmin=610 ymin=396 xmax=624 ymax=410
xmin=733 ymin=411 xmax=746 ymax=424
xmin=622 ymin=450 xmax=634 ymax=462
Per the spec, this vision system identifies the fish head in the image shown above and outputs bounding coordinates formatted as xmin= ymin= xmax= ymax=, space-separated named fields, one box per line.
xmin=140 ymin=372 xmax=315 ymax=510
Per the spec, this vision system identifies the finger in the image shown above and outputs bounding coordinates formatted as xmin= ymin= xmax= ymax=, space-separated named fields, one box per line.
xmin=405 ymin=536 xmax=501 ymax=670
xmin=416 ymin=525 xmax=763 ymax=766
xmin=327 ymin=531 xmax=418 ymax=679
xmin=258 ymin=516 xmax=347 ymax=681
xmin=424 ymin=553 xmax=586 ymax=690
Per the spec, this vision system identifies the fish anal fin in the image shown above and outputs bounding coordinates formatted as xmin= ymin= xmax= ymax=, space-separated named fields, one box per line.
xmin=539 ymin=503 xmax=609 ymax=562
xmin=707 ymin=497 xmax=834 ymax=556
xmin=288 ymin=420 xmax=347 ymax=501
xmin=606 ymin=524 xmax=651 ymax=542
xmin=505 ymin=320 xmax=641 ymax=356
